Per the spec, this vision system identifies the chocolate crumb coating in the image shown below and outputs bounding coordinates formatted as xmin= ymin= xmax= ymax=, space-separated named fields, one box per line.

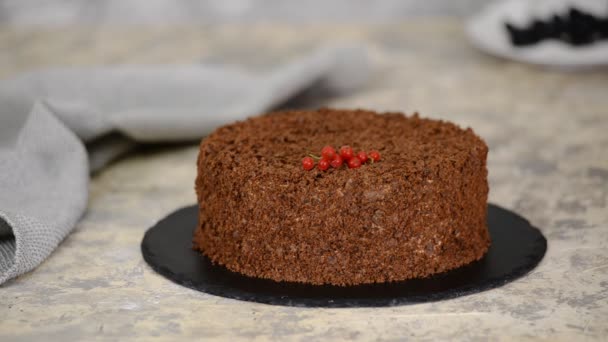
xmin=194 ymin=108 xmax=490 ymax=286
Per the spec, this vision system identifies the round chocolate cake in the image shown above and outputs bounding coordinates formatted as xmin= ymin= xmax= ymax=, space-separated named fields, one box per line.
xmin=194 ymin=108 xmax=490 ymax=286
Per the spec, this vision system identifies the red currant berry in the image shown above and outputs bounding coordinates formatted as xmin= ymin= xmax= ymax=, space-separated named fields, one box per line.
xmin=302 ymin=156 xmax=315 ymax=170
xmin=357 ymin=151 xmax=368 ymax=164
xmin=330 ymin=155 xmax=343 ymax=168
xmin=318 ymin=158 xmax=330 ymax=171
xmin=339 ymin=145 xmax=354 ymax=160
xmin=321 ymin=145 xmax=336 ymax=160
xmin=347 ymin=156 xmax=362 ymax=169
xmin=369 ymin=150 xmax=381 ymax=162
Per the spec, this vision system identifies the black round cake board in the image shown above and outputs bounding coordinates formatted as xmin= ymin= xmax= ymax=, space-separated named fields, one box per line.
xmin=141 ymin=204 xmax=546 ymax=308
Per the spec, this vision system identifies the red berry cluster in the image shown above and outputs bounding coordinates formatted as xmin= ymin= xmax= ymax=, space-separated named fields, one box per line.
xmin=302 ymin=145 xmax=381 ymax=171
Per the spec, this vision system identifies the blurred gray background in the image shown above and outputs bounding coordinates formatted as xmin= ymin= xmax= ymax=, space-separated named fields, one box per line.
xmin=0 ymin=0 xmax=490 ymax=26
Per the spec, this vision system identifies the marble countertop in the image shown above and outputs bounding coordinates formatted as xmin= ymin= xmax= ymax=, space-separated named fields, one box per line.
xmin=1 ymin=20 xmax=607 ymax=341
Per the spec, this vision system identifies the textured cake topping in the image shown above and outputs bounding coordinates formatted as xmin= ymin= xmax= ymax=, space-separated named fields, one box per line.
xmin=194 ymin=108 xmax=490 ymax=286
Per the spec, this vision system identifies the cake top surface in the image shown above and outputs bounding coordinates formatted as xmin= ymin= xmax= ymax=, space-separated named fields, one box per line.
xmin=199 ymin=108 xmax=487 ymax=184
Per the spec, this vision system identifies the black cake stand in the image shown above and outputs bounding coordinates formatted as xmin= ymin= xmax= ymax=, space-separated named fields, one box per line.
xmin=141 ymin=204 xmax=546 ymax=308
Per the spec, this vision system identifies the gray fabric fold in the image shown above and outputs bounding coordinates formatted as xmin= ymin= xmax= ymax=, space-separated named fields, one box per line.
xmin=0 ymin=45 xmax=370 ymax=285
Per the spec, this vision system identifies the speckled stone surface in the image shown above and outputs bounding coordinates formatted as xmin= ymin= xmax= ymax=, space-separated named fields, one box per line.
xmin=1 ymin=20 xmax=607 ymax=341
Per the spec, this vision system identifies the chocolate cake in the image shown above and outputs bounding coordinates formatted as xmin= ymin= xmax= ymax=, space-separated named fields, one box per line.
xmin=194 ymin=108 xmax=490 ymax=286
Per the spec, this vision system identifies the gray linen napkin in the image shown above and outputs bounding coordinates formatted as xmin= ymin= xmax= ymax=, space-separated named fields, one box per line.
xmin=0 ymin=46 xmax=369 ymax=285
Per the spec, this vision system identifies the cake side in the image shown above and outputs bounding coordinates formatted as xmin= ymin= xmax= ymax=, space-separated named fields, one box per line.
xmin=194 ymin=108 xmax=490 ymax=286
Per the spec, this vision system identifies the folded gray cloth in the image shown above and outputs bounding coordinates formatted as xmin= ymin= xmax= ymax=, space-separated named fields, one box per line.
xmin=0 ymin=46 xmax=369 ymax=285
